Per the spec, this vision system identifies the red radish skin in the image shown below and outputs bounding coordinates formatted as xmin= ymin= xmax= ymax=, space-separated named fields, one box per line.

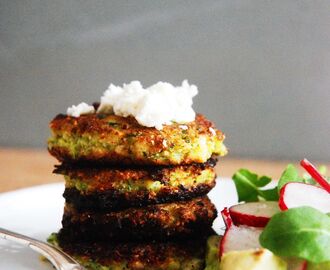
xmin=286 ymin=258 xmax=308 ymax=270
xmin=279 ymin=182 xmax=330 ymax=213
xmin=219 ymin=223 xmax=263 ymax=257
xmin=219 ymin=207 xmax=233 ymax=258
xmin=219 ymin=227 xmax=227 ymax=257
xmin=229 ymin=202 xmax=279 ymax=227
xmin=302 ymin=262 xmax=307 ymax=270
xmin=279 ymin=185 xmax=288 ymax=210
xmin=221 ymin=207 xmax=233 ymax=228
xmin=300 ymin=159 xmax=330 ymax=193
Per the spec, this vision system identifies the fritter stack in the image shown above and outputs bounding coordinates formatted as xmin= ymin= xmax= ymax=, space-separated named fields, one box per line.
xmin=48 ymin=112 xmax=227 ymax=270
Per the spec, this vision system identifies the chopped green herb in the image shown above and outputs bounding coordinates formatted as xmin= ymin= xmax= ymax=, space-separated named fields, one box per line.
xmin=96 ymin=114 xmax=106 ymax=119
xmin=108 ymin=122 xmax=120 ymax=128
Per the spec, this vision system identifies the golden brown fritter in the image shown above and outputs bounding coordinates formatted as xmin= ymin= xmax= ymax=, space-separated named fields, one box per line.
xmin=60 ymin=196 xmax=217 ymax=242
xmin=48 ymin=113 xmax=227 ymax=165
xmin=56 ymin=158 xmax=217 ymax=211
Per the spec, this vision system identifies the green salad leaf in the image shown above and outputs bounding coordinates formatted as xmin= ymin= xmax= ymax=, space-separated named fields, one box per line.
xmin=232 ymin=169 xmax=279 ymax=202
xmin=232 ymin=164 xmax=330 ymax=265
xmin=277 ymin=164 xmax=302 ymax=192
xmin=303 ymin=165 xmax=330 ymax=186
xmin=260 ymin=207 xmax=330 ymax=264
xmin=277 ymin=164 xmax=330 ymax=190
xmin=308 ymin=261 xmax=330 ymax=270
xmin=233 ymin=164 xmax=329 ymax=203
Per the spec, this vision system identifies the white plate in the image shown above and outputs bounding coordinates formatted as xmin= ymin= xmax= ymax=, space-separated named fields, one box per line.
xmin=0 ymin=178 xmax=238 ymax=269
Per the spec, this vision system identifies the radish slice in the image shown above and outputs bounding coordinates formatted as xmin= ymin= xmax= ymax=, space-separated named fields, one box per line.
xmin=279 ymin=182 xmax=330 ymax=213
xmin=229 ymin=202 xmax=279 ymax=227
xmin=219 ymin=224 xmax=262 ymax=257
xmin=300 ymin=159 xmax=330 ymax=193
xmin=221 ymin=207 xmax=233 ymax=228
xmin=286 ymin=258 xmax=308 ymax=270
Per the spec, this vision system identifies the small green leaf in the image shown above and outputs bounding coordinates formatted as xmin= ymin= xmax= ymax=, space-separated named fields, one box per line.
xmin=232 ymin=169 xmax=278 ymax=202
xmin=260 ymin=187 xmax=279 ymax=201
xmin=303 ymin=177 xmax=318 ymax=185
xmin=303 ymin=165 xmax=329 ymax=186
xmin=277 ymin=164 xmax=303 ymax=192
xmin=318 ymin=165 xmax=327 ymax=176
xmin=308 ymin=261 xmax=330 ymax=270
xmin=260 ymin=207 xmax=330 ymax=264
xmin=257 ymin=176 xmax=273 ymax=187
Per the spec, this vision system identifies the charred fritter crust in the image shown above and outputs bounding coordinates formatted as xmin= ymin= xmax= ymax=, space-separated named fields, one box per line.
xmin=57 ymin=159 xmax=217 ymax=211
xmin=48 ymin=113 xmax=227 ymax=165
xmin=63 ymin=183 xmax=214 ymax=212
xmin=49 ymin=233 xmax=206 ymax=270
xmin=61 ymin=196 xmax=217 ymax=242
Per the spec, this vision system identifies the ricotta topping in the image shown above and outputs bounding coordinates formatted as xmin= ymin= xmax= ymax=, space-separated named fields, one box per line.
xmin=97 ymin=80 xmax=198 ymax=130
xmin=179 ymin=125 xmax=189 ymax=130
xmin=209 ymin=127 xmax=216 ymax=136
xmin=67 ymin=102 xmax=95 ymax=117
xmin=66 ymin=80 xmax=198 ymax=129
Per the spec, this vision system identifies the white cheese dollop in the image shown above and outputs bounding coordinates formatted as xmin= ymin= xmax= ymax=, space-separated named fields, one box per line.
xmin=97 ymin=80 xmax=198 ymax=130
xmin=209 ymin=127 xmax=216 ymax=136
xmin=67 ymin=102 xmax=95 ymax=117
xmin=179 ymin=125 xmax=189 ymax=130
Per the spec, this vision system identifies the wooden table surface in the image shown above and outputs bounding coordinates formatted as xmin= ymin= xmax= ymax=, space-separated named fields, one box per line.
xmin=0 ymin=148 xmax=327 ymax=193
